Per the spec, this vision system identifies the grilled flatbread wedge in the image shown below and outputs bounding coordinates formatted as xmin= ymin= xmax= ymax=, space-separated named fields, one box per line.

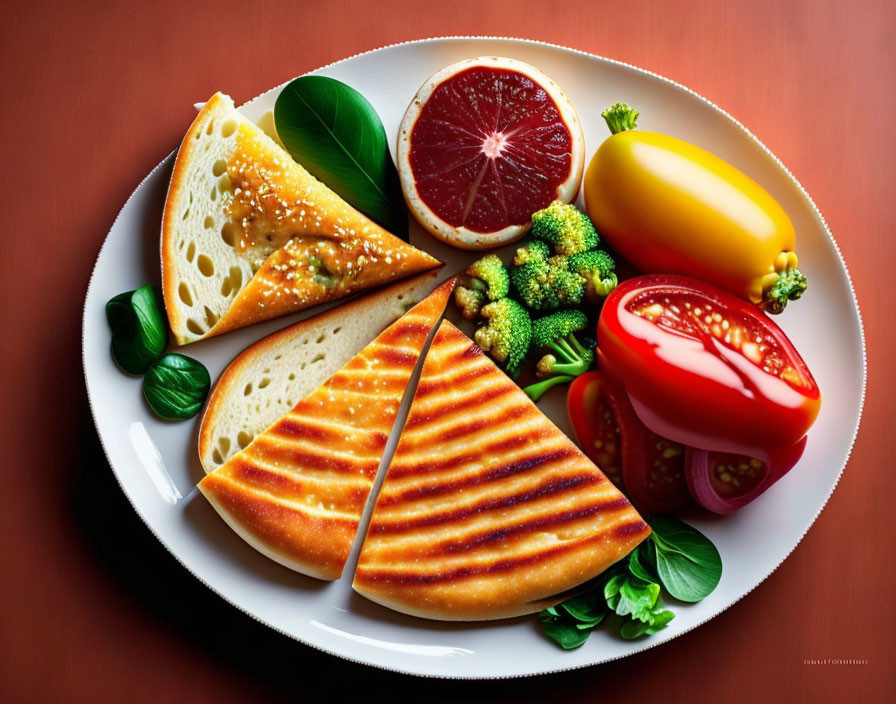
xmin=197 ymin=279 xmax=455 ymax=580
xmin=198 ymin=269 xmax=443 ymax=473
xmin=162 ymin=92 xmax=440 ymax=345
xmin=354 ymin=320 xmax=651 ymax=620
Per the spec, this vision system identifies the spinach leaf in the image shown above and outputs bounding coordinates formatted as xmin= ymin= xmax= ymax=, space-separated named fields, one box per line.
xmin=649 ymin=516 xmax=722 ymax=602
xmin=540 ymin=617 xmax=592 ymax=649
xmin=143 ymin=353 xmax=210 ymax=420
xmin=106 ymin=285 xmax=168 ymax=374
xmin=628 ymin=544 xmax=658 ymax=584
xmin=560 ymin=591 xmax=606 ymax=627
xmin=274 ymin=76 xmax=409 ymax=239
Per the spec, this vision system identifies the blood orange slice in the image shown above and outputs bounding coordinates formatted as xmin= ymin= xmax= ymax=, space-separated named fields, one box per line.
xmin=397 ymin=57 xmax=585 ymax=250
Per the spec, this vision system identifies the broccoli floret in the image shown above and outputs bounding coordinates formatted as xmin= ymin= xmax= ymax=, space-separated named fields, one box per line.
xmin=513 ymin=239 xmax=551 ymax=266
xmin=568 ymin=249 xmax=618 ymax=302
xmin=474 ymin=298 xmax=532 ymax=379
xmin=523 ymin=310 xmax=594 ymax=402
xmin=530 ymin=200 xmax=600 ymax=256
xmin=454 ymin=254 xmax=511 ymax=319
xmin=511 ymin=241 xmax=584 ymax=312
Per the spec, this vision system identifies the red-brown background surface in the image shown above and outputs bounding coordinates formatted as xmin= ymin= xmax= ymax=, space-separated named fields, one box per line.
xmin=1 ymin=0 xmax=893 ymax=701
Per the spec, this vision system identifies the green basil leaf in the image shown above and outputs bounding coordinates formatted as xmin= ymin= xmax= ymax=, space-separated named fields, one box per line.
xmin=106 ymin=285 xmax=168 ymax=374
xmin=541 ymin=619 xmax=592 ymax=650
xmin=649 ymin=516 xmax=723 ymax=602
xmin=274 ymin=76 xmax=409 ymax=239
xmin=143 ymin=353 xmax=210 ymax=420
xmin=629 ymin=545 xmax=659 ymax=584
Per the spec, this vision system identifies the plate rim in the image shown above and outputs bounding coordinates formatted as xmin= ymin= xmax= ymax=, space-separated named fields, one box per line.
xmin=82 ymin=35 xmax=868 ymax=679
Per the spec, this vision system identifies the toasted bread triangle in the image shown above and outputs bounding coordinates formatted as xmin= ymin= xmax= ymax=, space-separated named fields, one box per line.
xmin=162 ymin=92 xmax=440 ymax=345
xmin=353 ymin=320 xmax=651 ymax=620
xmin=198 ymin=279 xmax=454 ymax=580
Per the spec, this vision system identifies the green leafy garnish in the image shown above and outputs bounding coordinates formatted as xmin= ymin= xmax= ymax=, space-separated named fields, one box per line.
xmin=620 ymin=609 xmax=675 ymax=639
xmin=106 ymin=285 xmax=168 ymax=374
xmin=539 ymin=517 xmax=722 ymax=649
xmin=274 ymin=76 xmax=408 ymax=239
xmin=142 ymin=353 xmax=210 ymax=420
xmin=649 ymin=516 xmax=723 ymax=602
xmin=606 ymin=575 xmax=661 ymax=622
xmin=558 ymin=591 xmax=606 ymax=627
xmin=539 ymin=613 xmax=592 ymax=650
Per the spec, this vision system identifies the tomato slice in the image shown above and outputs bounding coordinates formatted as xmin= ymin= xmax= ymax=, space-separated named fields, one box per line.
xmin=567 ymin=371 xmax=690 ymax=514
xmin=567 ymin=371 xmax=624 ymax=488
xmin=685 ymin=437 xmax=808 ymax=514
xmin=597 ymin=274 xmax=820 ymax=457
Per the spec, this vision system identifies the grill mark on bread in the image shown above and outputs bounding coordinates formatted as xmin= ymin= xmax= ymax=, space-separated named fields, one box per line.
xmin=364 ymin=346 xmax=418 ymax=369
xmin=432 ymin=403 xmax=535 ymax=444
xmin=357 ymin=518 xmax=650 ymax=585
xmin=376 ymin=321 xmax=433 ymax=346
xmin=272 ymin=417 xmax=389 ymax=449
xmin=413 ymin=364 xmax=494 ymax=399
xmin=460 ymin=341 xmax=484 ymax=359
xmin=427 ymin=495 xmax=631 ymax=555
xmin=376 ymin=447 xmax=576 ymax=508
xmin=404 ymin=382 xmax=515 ymax=429
xmin=266 ymin=426 xmax=388 ymax=456
xmin=228 ymin=461 xmax=369 ymax=510
xmin=372 ymin=471 xmax=610 ymax=533
xmin=387 ymin=431 xmax=537 ymax=479
xmin=206 ymin=473 xmax=360 ymax=525
xmin=239 ymin=440 xmax=378 ymax=477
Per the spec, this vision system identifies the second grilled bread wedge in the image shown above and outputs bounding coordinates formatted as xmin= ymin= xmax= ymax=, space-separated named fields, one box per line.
xmin=354 ymin=320 xmax=651 ymax=620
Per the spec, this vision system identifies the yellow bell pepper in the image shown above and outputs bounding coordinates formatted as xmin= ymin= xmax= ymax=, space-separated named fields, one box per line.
xmin=583 ymin=104 xmax=806 ymax=313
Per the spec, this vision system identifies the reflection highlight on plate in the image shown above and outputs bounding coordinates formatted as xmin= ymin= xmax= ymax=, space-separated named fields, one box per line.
xmin=311 ymin=620 xmax=474 ymax=657
xmin=128 ymin=421 xmax=183 ymax=504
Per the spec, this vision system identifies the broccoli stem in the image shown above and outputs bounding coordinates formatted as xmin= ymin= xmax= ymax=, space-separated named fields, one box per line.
xmin=523 ymin=375 xmax=576 ymax=403
xmin=566 ymin=334 xmax=590 ymax=359
xmin=550 ymin=337 xmax=577 ymax=363
xmin=548 ymin=358 xmax=592 ymax=377
xmin=549 ymin=334 xmax=590 ymax=365
xmin=602 ymin=103 xmax=639 ymax=134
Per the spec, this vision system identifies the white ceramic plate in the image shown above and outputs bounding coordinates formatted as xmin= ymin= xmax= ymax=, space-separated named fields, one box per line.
xmin=82 ymin=37 xmax=865 ymax=679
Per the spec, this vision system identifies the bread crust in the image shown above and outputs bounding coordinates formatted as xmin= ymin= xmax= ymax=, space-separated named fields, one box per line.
xmin=161 ymin=93 xmax=234 ymax=342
